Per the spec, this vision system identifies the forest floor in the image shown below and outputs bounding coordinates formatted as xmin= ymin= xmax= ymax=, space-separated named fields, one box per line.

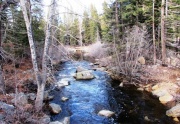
xmin=1 ymin=58 xmax=34 ymax=103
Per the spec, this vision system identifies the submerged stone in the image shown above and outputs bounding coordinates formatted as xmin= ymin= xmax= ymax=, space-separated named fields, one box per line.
xmin=49 ymin=103 xmax=62 ymax=114
xmin=61 ymin=97 xmax=69 ymax=102
xmin=98 ymin=110 xmax=115 ymax=118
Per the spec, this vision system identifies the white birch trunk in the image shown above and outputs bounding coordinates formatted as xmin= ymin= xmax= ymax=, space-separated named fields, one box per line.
xmin=36 ymin=0 xmax=55 ymax=110
xmin=20 ymin=0 xmax=42 ymax=110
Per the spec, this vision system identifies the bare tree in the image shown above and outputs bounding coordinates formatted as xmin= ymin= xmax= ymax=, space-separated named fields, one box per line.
xmin=20 ymin=0 xmax=55 ymax=111
xmin=37 ymin=0 xmax=55 ymax=111
xmin=20 ymin=0 xmax=42 ymax=111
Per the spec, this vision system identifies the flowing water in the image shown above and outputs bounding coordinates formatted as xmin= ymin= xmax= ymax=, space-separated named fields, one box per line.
xmin=51 ymin=61 xmax=175 ymax=124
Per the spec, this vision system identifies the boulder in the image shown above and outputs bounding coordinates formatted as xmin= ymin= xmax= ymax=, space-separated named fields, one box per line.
xmin=11 ymin=92 xmax=28 ymax=106
xmin=61 ymin=97 xmax=69 ymax=102
xmin=98 ymin=110 xmax=115 ymax=118
xmin=76 ymin=66 xmax=87 ymax=72
xmin=152 ymin=89 xmax=169 ymax=97
xmin=166 ymin=104 xmax=180 ymax=117
xmin=49 ymin=103 xmax=62 ymax=114
xmin=75 ymin=71 xmax=95 ymax=80
xmin=56 ymin=80 xmax=70 ymax=88
xmin=49 ymin=121 xmax=63 ymax=124
xmin=159 ymin=93 xmax=174 ymax=104
xmin=137 ymin=56 xmax=145 ymax=65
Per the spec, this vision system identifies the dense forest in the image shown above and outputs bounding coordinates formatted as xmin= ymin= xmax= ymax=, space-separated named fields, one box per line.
xmin=0 ymin=0 xmax=180 ymax=123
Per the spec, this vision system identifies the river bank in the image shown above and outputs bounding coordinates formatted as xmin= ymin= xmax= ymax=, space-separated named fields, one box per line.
xmin=93 ymin=56 xmax=180 ymax=123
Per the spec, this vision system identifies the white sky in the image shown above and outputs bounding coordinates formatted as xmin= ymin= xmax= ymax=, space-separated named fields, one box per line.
xmin=43 ymin=0 xmax=110 ymax=20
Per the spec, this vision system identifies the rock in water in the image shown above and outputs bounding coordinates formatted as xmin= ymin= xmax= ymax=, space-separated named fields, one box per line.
xmin=49 ymin=103 xmax=62 ymax=114
xmin=166 ymin=104 xmax=180 ymax=117
xmin=98 ymin=110 xmax=115 ymax=118
xmin=75 ymin=71 xmax=95 ymax=80
xmin=61 ymin=97 xmax=69 ymax=102
xmin=56 ymin=80 xmax=70 ymax=88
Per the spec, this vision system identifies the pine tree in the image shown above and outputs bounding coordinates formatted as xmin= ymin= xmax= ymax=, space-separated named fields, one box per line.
xmin=101 ymin=1 xmax=112 ymax=42
xmin=82 ymin=10 xmax=90 ymax=44
xmin=89 ymin=5 xmax=100 ymax=43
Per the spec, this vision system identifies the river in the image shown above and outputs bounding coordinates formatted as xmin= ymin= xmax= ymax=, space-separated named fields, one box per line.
xmin=50 ymin=61 xmax=175 ymax=124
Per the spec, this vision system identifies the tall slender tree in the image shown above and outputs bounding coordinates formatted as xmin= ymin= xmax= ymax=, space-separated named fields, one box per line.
xmin=161 ymin=0 xmax=166 ymax=65
xmin=20 ymin=0 xmax=55 ymax=111
xmin=152 ymin=0 xmax=157 ymax=64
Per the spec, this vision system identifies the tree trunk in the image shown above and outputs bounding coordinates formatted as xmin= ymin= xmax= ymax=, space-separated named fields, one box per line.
xmin=38 ymin=0 xmax=55 ymax=111
xmin=165 ymin=0 xmax=168 ymax=17
xmin=19 ymin=0 xmax=42 ymax=110
xmin=115 ymin=0 xmax=119 ymax=38
xmin=161 ymin=0 xmax=166 ymax=65
xmin=152 ymin=0 xmax=156 ymax=64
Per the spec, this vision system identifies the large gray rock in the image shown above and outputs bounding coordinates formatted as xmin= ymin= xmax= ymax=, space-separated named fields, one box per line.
xmin=11 ymin=92 xmax=28 ymax=106
xmin=75 ymin=71 xmax=95 ymax=80
xmin=49 ymin=103 xmax=62 ymax=114
xmin=98 ymin=110 xmax=115 ymax=118
xmin=166 ymin=104 xmax=180 ymax=117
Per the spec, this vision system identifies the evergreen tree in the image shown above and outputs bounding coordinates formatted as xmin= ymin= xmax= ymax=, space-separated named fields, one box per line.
xmin=82 ymin=10 xmax=90 ymax=44
xmin=101 ymin=1 xmax=112 ymax=42
xmin=89 ymin=5 xmax=100 ymax=43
